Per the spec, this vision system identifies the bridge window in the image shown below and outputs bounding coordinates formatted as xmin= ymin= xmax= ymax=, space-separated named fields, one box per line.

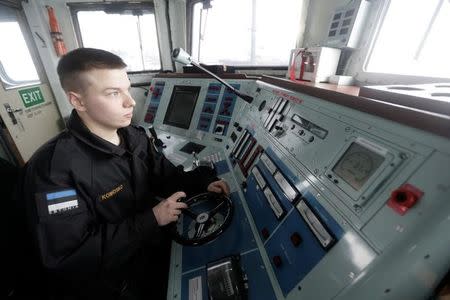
xmin=366 ymin=0 xmax=450 ymax=79
xmin=189 ymin=0 xmax=302 ymax=66
xmin=71 ymin=3 xmax=161 ymax=72
xmin=0 ymin=5 xmax=40 ymax=89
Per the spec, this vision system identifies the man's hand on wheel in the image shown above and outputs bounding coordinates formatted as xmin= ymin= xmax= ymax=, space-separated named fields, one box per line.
xmin=207 ymin=179 xmax=230 ymax=195
xmin=152 ymin=191 xmax=187 ymax=226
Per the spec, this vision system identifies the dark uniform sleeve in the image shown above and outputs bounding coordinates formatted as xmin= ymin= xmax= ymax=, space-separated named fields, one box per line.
xmin=146 ymin=137 xmax=218 ymax=199
xmin=22 ymin=148 xmax=160 ymax=281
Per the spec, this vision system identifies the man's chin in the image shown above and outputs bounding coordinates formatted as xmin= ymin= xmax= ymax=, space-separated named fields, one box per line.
xmin=120 ymin=119 xmax=132 ymax=128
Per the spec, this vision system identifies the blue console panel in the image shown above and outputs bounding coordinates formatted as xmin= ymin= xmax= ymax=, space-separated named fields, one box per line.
xmin=244 ymin=147 xmax=344 ymax=295
xmin=181 ymin=192 xmax=256 ymax=272
xmin=181 ymin=250 xmax=276 ymax=300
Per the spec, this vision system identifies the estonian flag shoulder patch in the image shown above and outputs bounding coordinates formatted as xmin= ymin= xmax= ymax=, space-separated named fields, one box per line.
xmin=45 ymin=189 xmax=79 ymax=215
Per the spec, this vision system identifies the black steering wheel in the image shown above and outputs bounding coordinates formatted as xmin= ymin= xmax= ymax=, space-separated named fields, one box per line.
xmin=171 ymin=192 xmax=233 ymax=246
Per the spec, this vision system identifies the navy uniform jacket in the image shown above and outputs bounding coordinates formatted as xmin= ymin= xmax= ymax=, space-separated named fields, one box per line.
xmin=21 ymin=110 xmax=216 ymax=297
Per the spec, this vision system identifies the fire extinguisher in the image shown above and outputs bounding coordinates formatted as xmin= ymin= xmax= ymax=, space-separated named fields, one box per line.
xmin=46 ymin=6 xmax=67 ymax=57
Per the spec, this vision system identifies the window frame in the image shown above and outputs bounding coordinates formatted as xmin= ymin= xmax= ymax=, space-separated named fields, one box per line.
xmin=0 ymin=3 xmax=43 ymax=89
xmin=347 ymin=0 xmax=450 ymax=85
xmin=69 ymin=1 xmax=163 ymax=74
xmin=186 ymin=0 xmax=292 ymax=69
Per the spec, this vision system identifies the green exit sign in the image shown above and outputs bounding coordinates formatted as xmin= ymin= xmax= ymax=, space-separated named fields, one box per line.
xmin=19 ymin=86 xmax=45 ymax=108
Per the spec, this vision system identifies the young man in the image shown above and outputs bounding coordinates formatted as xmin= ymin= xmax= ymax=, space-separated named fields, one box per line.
xmin=21 ymin=48 xmax=229 ymax=299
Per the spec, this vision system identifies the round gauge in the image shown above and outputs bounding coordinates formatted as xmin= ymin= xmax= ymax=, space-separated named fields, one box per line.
xmin=339 ymin=151 xmax=374 ymax=184
xmin=333 ymin=142 xmax=386 ymax=191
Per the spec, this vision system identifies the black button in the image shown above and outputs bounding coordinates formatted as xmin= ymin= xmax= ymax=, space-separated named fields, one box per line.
xmin=291 ymin=125 xmax=296 ymax=130
xmin=237 ymin=126 xmax=243 ymax=132
xmin=309 ymin=136 xmax=314 ymax=142
xmin=233 ymin=122 xmax=239 ymax=127
xmin=327 ymin=174 xmax=332 ymax=178
xmin=299 ymin=130 xmax=304 ymax=135
xmin=334 ymin=179 xmax=339 ymax=184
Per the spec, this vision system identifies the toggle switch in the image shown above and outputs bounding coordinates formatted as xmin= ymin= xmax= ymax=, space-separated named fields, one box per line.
xmin=274 ymin=125 xmax=283 ymax=131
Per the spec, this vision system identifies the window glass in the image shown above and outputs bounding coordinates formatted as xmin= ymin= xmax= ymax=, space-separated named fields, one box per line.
xmin=0 ymin=7 xmax=39 ymax=87
xmin=366 ymin=0 xmax=450 ymax=78
xmin=76 ymin=10 xmax=161 ymax=71
xmin=191 ymin=0 xmax=302 ymax=66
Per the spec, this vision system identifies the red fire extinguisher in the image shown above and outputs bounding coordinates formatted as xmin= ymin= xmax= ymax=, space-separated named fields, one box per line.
xmin=46 ymin=6 xmax=67 ymax=57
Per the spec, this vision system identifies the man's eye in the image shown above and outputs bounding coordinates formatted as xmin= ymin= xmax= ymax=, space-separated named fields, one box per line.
xmin=109 ymin=91 xmax=119 ymax=96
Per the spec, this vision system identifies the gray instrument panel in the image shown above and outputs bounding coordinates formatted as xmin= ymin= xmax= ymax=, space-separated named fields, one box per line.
xmin=237 ymin=81 xmax=450 ymax=299
xmin=241 ymin=82 xmax=438 ymax=232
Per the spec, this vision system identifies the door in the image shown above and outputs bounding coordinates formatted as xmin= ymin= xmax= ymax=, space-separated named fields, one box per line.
xmin=0 ymin=3 xmax=63 ymax=164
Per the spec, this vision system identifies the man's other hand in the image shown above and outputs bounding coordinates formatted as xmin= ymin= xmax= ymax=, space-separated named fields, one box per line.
xmin=152 ymin=191 xmax=187 ymax=226
xmin=207 ymin=179 xmax=230 ymax=195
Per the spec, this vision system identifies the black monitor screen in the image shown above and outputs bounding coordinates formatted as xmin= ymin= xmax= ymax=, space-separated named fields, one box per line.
xmin=163 ymin=85 xmax=201 ymax=129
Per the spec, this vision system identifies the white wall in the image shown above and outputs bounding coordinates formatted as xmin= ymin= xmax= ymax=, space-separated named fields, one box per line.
xmin=22 ymin=0 xmax=74 ymax=119
xmin=301 ymin=0 xmax=349 ymax=47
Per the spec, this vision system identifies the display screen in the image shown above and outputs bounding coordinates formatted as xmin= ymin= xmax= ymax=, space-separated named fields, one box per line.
xmin=332 ymin=142 xmax=385 ymax=191
xmin=163 ymin=85 xmax=200 ymax=129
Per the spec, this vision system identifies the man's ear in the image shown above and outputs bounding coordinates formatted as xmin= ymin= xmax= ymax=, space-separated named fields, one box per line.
xmin=68 ymin=91 xmax=86 ymax=111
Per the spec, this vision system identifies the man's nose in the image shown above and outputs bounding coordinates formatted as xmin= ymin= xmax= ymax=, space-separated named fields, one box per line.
xmin=124 ymin=93 xmax=136 ymax=107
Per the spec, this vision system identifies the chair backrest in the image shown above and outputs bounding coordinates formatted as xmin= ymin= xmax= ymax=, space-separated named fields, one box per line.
xmin=0 ymin=158 xmax=21 ymax=297
xmin=1 ymin=159 xmax=48 ymax=298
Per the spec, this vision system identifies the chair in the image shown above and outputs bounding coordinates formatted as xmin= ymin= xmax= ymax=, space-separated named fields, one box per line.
xmin=1 ymin=158 xmax=48 ymax=299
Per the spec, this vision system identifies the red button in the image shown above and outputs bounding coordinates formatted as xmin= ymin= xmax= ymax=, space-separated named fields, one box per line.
xmin=261 ymin=228 xmax=270 ymax=240
xmin=290 ymin=232 xmax=302 ymax=247
xmin=272 ymin=255 xmax=282 ymax=268
xmin=387 ymin=184 xmax=423 ymax=215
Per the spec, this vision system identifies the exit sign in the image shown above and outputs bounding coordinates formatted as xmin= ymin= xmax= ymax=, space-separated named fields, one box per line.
xmin=19 ymin=86 xmax=45 ymax=108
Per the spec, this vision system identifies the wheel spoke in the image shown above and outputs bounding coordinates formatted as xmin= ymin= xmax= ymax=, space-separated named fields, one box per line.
xmin=194 ymin=223 xmax=205 ymax=238
xmin=206 ymin=200 xmax=226 ymax=217
xmin=183 ymin=208 xmax=198 ymax=219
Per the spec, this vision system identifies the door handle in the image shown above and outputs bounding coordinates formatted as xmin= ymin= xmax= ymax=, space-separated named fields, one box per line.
xmin=5 ymin=107 xmax=23 ymax=113
xmin=3 ymin=103 xmax=22 ymax=125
